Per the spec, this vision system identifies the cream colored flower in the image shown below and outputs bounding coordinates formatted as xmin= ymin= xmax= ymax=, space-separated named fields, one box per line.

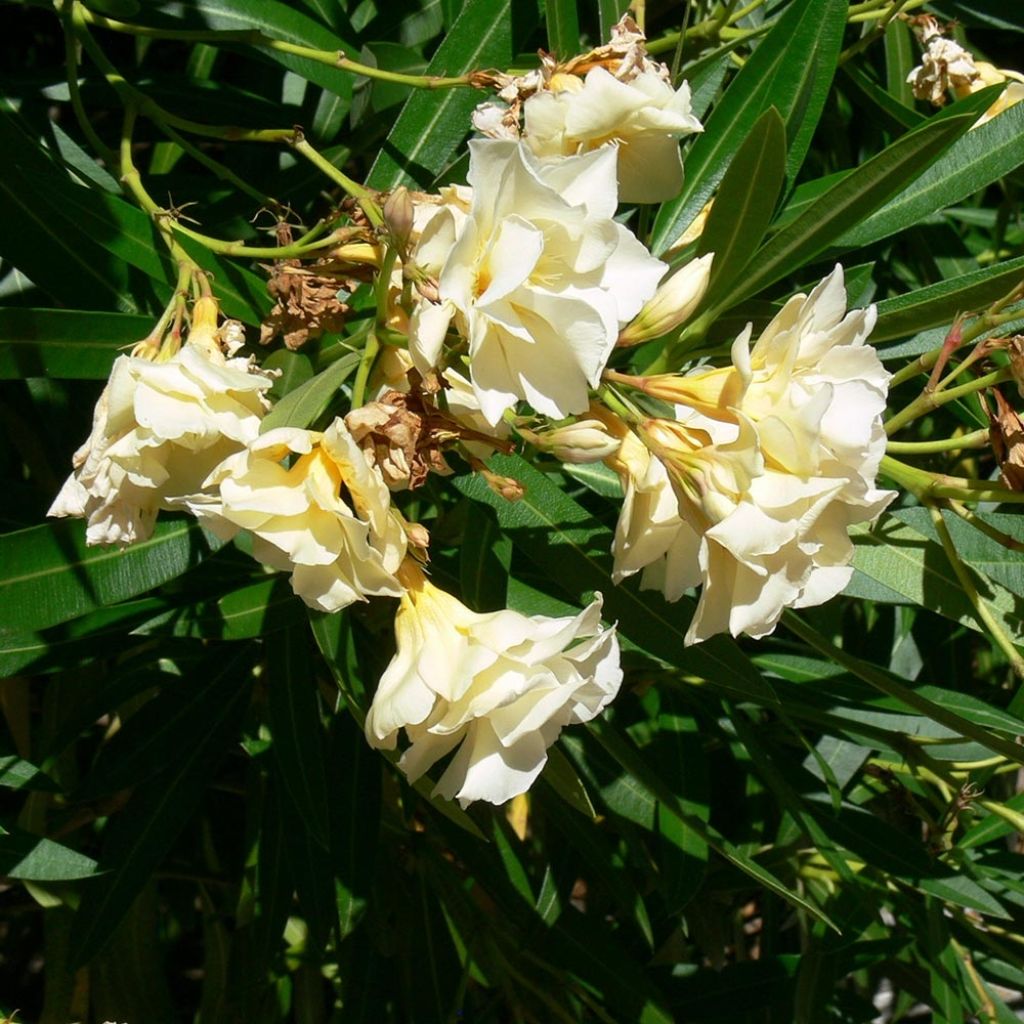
xmin=48 ymin=298 xmax=271 ymax=546
xmin=519 ymin=417 xmax=621 ymax=463
xmin=408 ymin=139 xmax=665 ymax=426
xmin=188 ymin=421 xmax=406 ymax=612
xmin=605 ymin=427 xmax=701 ymax=602
xmin=957 ymin=61 xmax=1024 ymax=127
xmin=613 ymin=267 xmax=896 ymax=642
xmin=523 ymin=66 xmax=702 ymax=203
xmin=365 ymin=562 xmax=622 ymax=807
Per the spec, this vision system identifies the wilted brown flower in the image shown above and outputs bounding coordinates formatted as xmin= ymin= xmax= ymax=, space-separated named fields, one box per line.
xmin=345 ymin=386 xmax=456 ymax=491
xmin=988 ymin=388 xmax=1024 ymax=491
xmin=259 ymin=224 xmax=373 ymax=350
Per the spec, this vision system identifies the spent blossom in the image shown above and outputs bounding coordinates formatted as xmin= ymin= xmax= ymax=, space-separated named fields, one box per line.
xmin=365 ymin=561 xmax=622 ymax=807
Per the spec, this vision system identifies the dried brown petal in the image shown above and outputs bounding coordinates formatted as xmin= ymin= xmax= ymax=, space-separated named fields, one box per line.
xmin=989 ymin=388 xmax=1024 ymax=490
xmin=345 ymin=388 xmax=455 ymax=491
xmin=259 ymin=256 xmax=367 ymax=350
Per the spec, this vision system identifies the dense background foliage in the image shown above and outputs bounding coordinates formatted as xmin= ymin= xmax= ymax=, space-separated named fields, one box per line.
xmin=2 ymin=0 xmax=1024 ymax=1021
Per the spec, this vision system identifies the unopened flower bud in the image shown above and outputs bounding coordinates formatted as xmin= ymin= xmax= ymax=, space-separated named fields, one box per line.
xmin=186 ymin=296 xmax=222 ymax=359
xmin=384 ymin=186 xmax=415 ymax=254
xmin=618 ymin=253 xmax=713 ymax=347
xmin=403 ymin=519 xmax=432 ymax=553
xmin=481 ymin=468 xmax=524 ymax=502
xmin=521 ymin=418 xmax=621 ymax=463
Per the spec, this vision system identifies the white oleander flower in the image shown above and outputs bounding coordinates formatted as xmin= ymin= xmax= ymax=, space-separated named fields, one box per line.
xmin=188 ymin=421 xmax=406 ymax=612
xmin=605 ymin=427 xmax=701 ymax=602
xmin=48 ymin=298 xmax=271 ymax=546
xmin=408 ymin=139 xmax=665 ymax=426
xmin=522 ymin=66 xmax=703 ymax=203
xmin=365 ymin=562 xmax=622 ymax=808
xmin=615 ymin=266 xmax=896 ymax=643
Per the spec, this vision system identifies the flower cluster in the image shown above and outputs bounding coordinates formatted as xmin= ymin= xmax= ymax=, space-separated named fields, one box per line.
xmin=49 ymin=16 xmax=897 ymax=807
xmin=608 ymin=267 xmax=895 ymax=642
xmin=49 ymin=297 xmax=272 ymax=545
xmin=365 ymin=562 xmax=621 ymax=808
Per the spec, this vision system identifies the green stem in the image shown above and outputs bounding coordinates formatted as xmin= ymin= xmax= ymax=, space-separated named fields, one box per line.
xmin=290 ymin=136 xmax=383 ymax=228
xmin=927 ymin=502 xmax=1024 ymax=679
xmin=885 ymin=429 xmax=989 ymax=454
xmin=61 ymin=1 xmax=115 ymax=163
xmin=75 ymin=5 xmax=473 ymax=89
xmin=595 ymin=384 xmax=642 ymax=425
xmin=884 ymin=366 xmax=1012 ymax=435
xmin=880 ymin=455 xmax=1024 ymax=505
xmin=847 ymin=0 xmax=928 ymax=21
xmin=889 ymin=349 xmax=941 ymax=388
xmin=351 ymin=332 xmax=380 ymax=409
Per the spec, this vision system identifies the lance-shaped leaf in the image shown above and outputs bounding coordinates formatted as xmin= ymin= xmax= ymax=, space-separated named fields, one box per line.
xmin=0 ymin=519 xmax=224 ymax=634
xmin=650 ymin=0 xmax=847 ymax=255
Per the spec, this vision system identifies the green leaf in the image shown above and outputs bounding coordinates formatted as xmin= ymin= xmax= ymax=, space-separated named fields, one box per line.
xmin=837 ymin=97 xmax=1024 ymax=251
xmin=266 ymin=625 xmax=332 ymax=850
xmin=884 ymin=18 xmax=916 ymax=107
xmin=259 ymin=351 xmax=360 ymax=431
xmin=148 ymin=0 xmax=357 ymax=96
xmin=0 ymin=752 xmax=59 ymax=792
xmin=542 ymin=743 xmax=597 ymax=819
xmin=588 ymin=716 xmax=838 ymax=930
xmin=729 ymin=112 xmax=973 ymax=306
xmin=0 ymin=107 xmax=271 ymax=324
xmin=648 ymin=702 xmax=709 ymax=912
xmin=784 ymin=613 xmax=1024 ymax=769
xmin=367 ymin=0 xmax=532 ymax=188
xmin=930 ymin=0 xmax=1024 ymax=32
xmin=0 ymin=827 xmax=98 ymax=881
xmin=0 ymin=309 xmax=150 ymax=380
xmin=245 ymin=780 xmax=292 ymax=1001
xmin=0 ymin=111 xmax=138 ymax=311
xmin=0 ymin=599 xmax=167 ymax=677
xmin=458 ymin=505 xmax=511 ymax=612
xmin=75 ymin=644 xmax=259 ymax=800
xmin=540 ymin=908 xmax=673 ymax=1024
xmin=135 ymin=577 xmax=305 ymax=640
xmin=328 ymin=713 xmax=380 ymax=941
xmin=841 ymin=62 xmax=923 ymax=134
xmin=455 ymin=454 xmax=776 ymax=704
xmin=68 ymin=644 xmax=254 ymax=965
xmin=545 ymin=0 xmax=580 ymax=57
xmin=873 ymin=255 xmax=1024 ymax=343
xmin=650 ymin=0 xmax=847 ymax=254
xmin=846 ymin=508 xmax=1024 ymax=646
xmin=0 ymin=518 xmax=225 ymax=635
xmin=597 ymin=0 xmax=629 ymax=39
xmin=696 ymin=106 xmax=787 ymax=308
